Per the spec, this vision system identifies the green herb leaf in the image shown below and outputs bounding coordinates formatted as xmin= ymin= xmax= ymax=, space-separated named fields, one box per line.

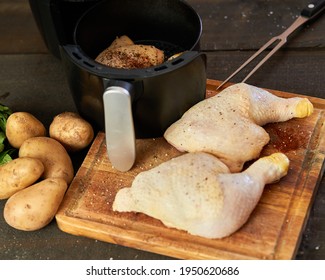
xmin=0 ymin=104 xmax=12 ymax=132
xmin=0 ymin=149 xmax=15 ymax=165
xmin=0 ymin=103 xmax=15 ymax=165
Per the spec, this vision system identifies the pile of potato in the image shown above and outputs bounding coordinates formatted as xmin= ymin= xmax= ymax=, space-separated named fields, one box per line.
xmin=0 ymin=111 xmax=94 ymax=231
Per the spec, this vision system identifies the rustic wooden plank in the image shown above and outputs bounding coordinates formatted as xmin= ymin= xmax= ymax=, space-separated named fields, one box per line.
xmin=296 ymin=169 xmax=325 ymax=259
xmin=188 ymin=0 xmax=325 ymax=50
xmin=0 ymin=51 xmax=323 ymax=120
xmin=0 ymin=0 xmax=324 ymax=54
xmin=0 ymin=1 xmax=47 ymax=54
xmin=56 ymin=80 xmax=325 ymax=259
xmin=1 ymin=50 xmax=324 ymax=116
xmin=205 ymin=50 xmax=325 ymax=98
xmin=1 ymin=49 xmax=324 ymax=258
xmin=0 ymin=0 xmax=324 ymax=260
xmin=0 ymin=54 xmax=74 ymax=126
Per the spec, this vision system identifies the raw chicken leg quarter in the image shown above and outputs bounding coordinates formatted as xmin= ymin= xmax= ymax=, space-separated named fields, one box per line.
xmin=113 ymin=83 xmax=313 ymax=239
xmin=164 ymin=83 xmax=313 ymax=172
xmin=113 ymin=152 xmax=290 ymax=239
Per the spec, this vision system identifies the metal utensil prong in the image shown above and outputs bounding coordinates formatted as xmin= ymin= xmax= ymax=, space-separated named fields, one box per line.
xmin=217 ymin=0 xmax=325 ymax=90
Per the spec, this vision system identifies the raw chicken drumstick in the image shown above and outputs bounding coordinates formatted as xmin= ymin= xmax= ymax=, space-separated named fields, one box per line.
xmin=164 ymin=83 xmax=313 ymax=172
xmin=113 ymin=152 xmax=289 ymax=239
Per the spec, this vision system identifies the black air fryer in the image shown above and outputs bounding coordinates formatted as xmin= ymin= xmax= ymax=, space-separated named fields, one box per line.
xmin=29 ymin=0 xmax=207 ymax=171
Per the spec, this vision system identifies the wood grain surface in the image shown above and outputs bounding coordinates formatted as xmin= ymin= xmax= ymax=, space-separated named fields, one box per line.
xmin=56 ymin=80 xmax=325 ymax=259
xmin=0 ymin=0 xmax=324 ymax=260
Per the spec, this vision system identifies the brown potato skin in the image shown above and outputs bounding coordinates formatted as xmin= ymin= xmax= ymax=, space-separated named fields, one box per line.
xmin=4 ymin=178 xmax=68 ymax=231
xmin=49 ymin=112 xmax=94 ymax=152
xmin=0 ymin=157 xmax=44 ymax=199
xmin=6 ymin=112 xmax=46 ymax=148
xmin=19 ymin=137 xmax=74 ymax=183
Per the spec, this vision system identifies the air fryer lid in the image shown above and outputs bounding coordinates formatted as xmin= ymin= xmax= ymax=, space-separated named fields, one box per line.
xmin=73 ymin=0 xmax=202 ymax=68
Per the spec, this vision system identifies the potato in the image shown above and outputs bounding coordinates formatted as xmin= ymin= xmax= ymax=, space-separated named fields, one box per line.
xmin=6 ymin=112 xmax=46 ymax=148
xmin=4 ymin=178 xmax=68 ymax=231
xmin=49 ymin=112 xmax=94 ymax=152
xmin=19 ymin=137 xmax=74 ymax=183
xmin=0 ymin=157 xmax=44 ymax=199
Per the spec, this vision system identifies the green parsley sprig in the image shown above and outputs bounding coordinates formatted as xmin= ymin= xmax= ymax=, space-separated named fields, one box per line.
xmin=0 ymin=104 xmax=16 ymax=165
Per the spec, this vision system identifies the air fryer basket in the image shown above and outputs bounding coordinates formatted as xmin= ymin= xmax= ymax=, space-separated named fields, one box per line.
xmin=60 ymin=0 xmax=207 ymax=170
xmin=74 ymin=0 xmax=202 ymax=62
xmin=60 ymin=0 xmax=206 ymax=134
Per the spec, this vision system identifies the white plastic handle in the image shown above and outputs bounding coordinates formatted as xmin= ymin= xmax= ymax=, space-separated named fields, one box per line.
xmin=103 ymin=86 xmax=136 ymax=172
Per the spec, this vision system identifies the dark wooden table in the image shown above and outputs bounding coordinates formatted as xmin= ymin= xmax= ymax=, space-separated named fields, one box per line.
xmin=0 ymin=0 xmax=324 ymax=260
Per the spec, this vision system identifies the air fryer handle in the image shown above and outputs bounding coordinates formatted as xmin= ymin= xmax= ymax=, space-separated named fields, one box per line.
xmin=103 ymin=83 xmax=136 ymax=172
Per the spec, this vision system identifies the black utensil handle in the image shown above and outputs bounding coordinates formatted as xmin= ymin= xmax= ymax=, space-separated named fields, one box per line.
xmin=301 ymin=0 xmax=325 ymax=17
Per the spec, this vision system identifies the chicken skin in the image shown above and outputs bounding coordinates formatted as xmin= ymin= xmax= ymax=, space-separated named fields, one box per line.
xmin=95 ymin=35 xmax=165 ymax=69
xmin=164 ymin=83 xmax=313 ymax=172
xmin=113 ymin=152 xmax=289 ymax=239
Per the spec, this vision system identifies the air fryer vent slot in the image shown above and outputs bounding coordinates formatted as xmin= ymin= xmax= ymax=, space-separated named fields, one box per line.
xmin=171 ymin=58 xmax=184 ymax=65
xmin=83 ymin=61 xmax=95 ymax=68
xmin=72 ymin=52 xmax=82 ymax=60
xmin=154 ymin=65 xmax=168 ymax=72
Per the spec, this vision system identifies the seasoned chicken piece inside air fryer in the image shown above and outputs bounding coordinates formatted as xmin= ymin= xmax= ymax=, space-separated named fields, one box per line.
xmin=95 ymin=35 xmax=165 ymax=69
xmin=164 ymin=83 xmax=313 ymax=172
xmin=106 ymin=35 xmax=134 ymax=50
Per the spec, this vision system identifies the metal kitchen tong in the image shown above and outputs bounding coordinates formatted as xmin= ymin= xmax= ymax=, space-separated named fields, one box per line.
xmin=217 ymin=0 xmax=325 ymax=90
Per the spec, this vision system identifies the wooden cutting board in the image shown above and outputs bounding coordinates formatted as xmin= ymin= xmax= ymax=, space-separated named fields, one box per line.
xmin=56 ymin=79 xmax=325 ymax=260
